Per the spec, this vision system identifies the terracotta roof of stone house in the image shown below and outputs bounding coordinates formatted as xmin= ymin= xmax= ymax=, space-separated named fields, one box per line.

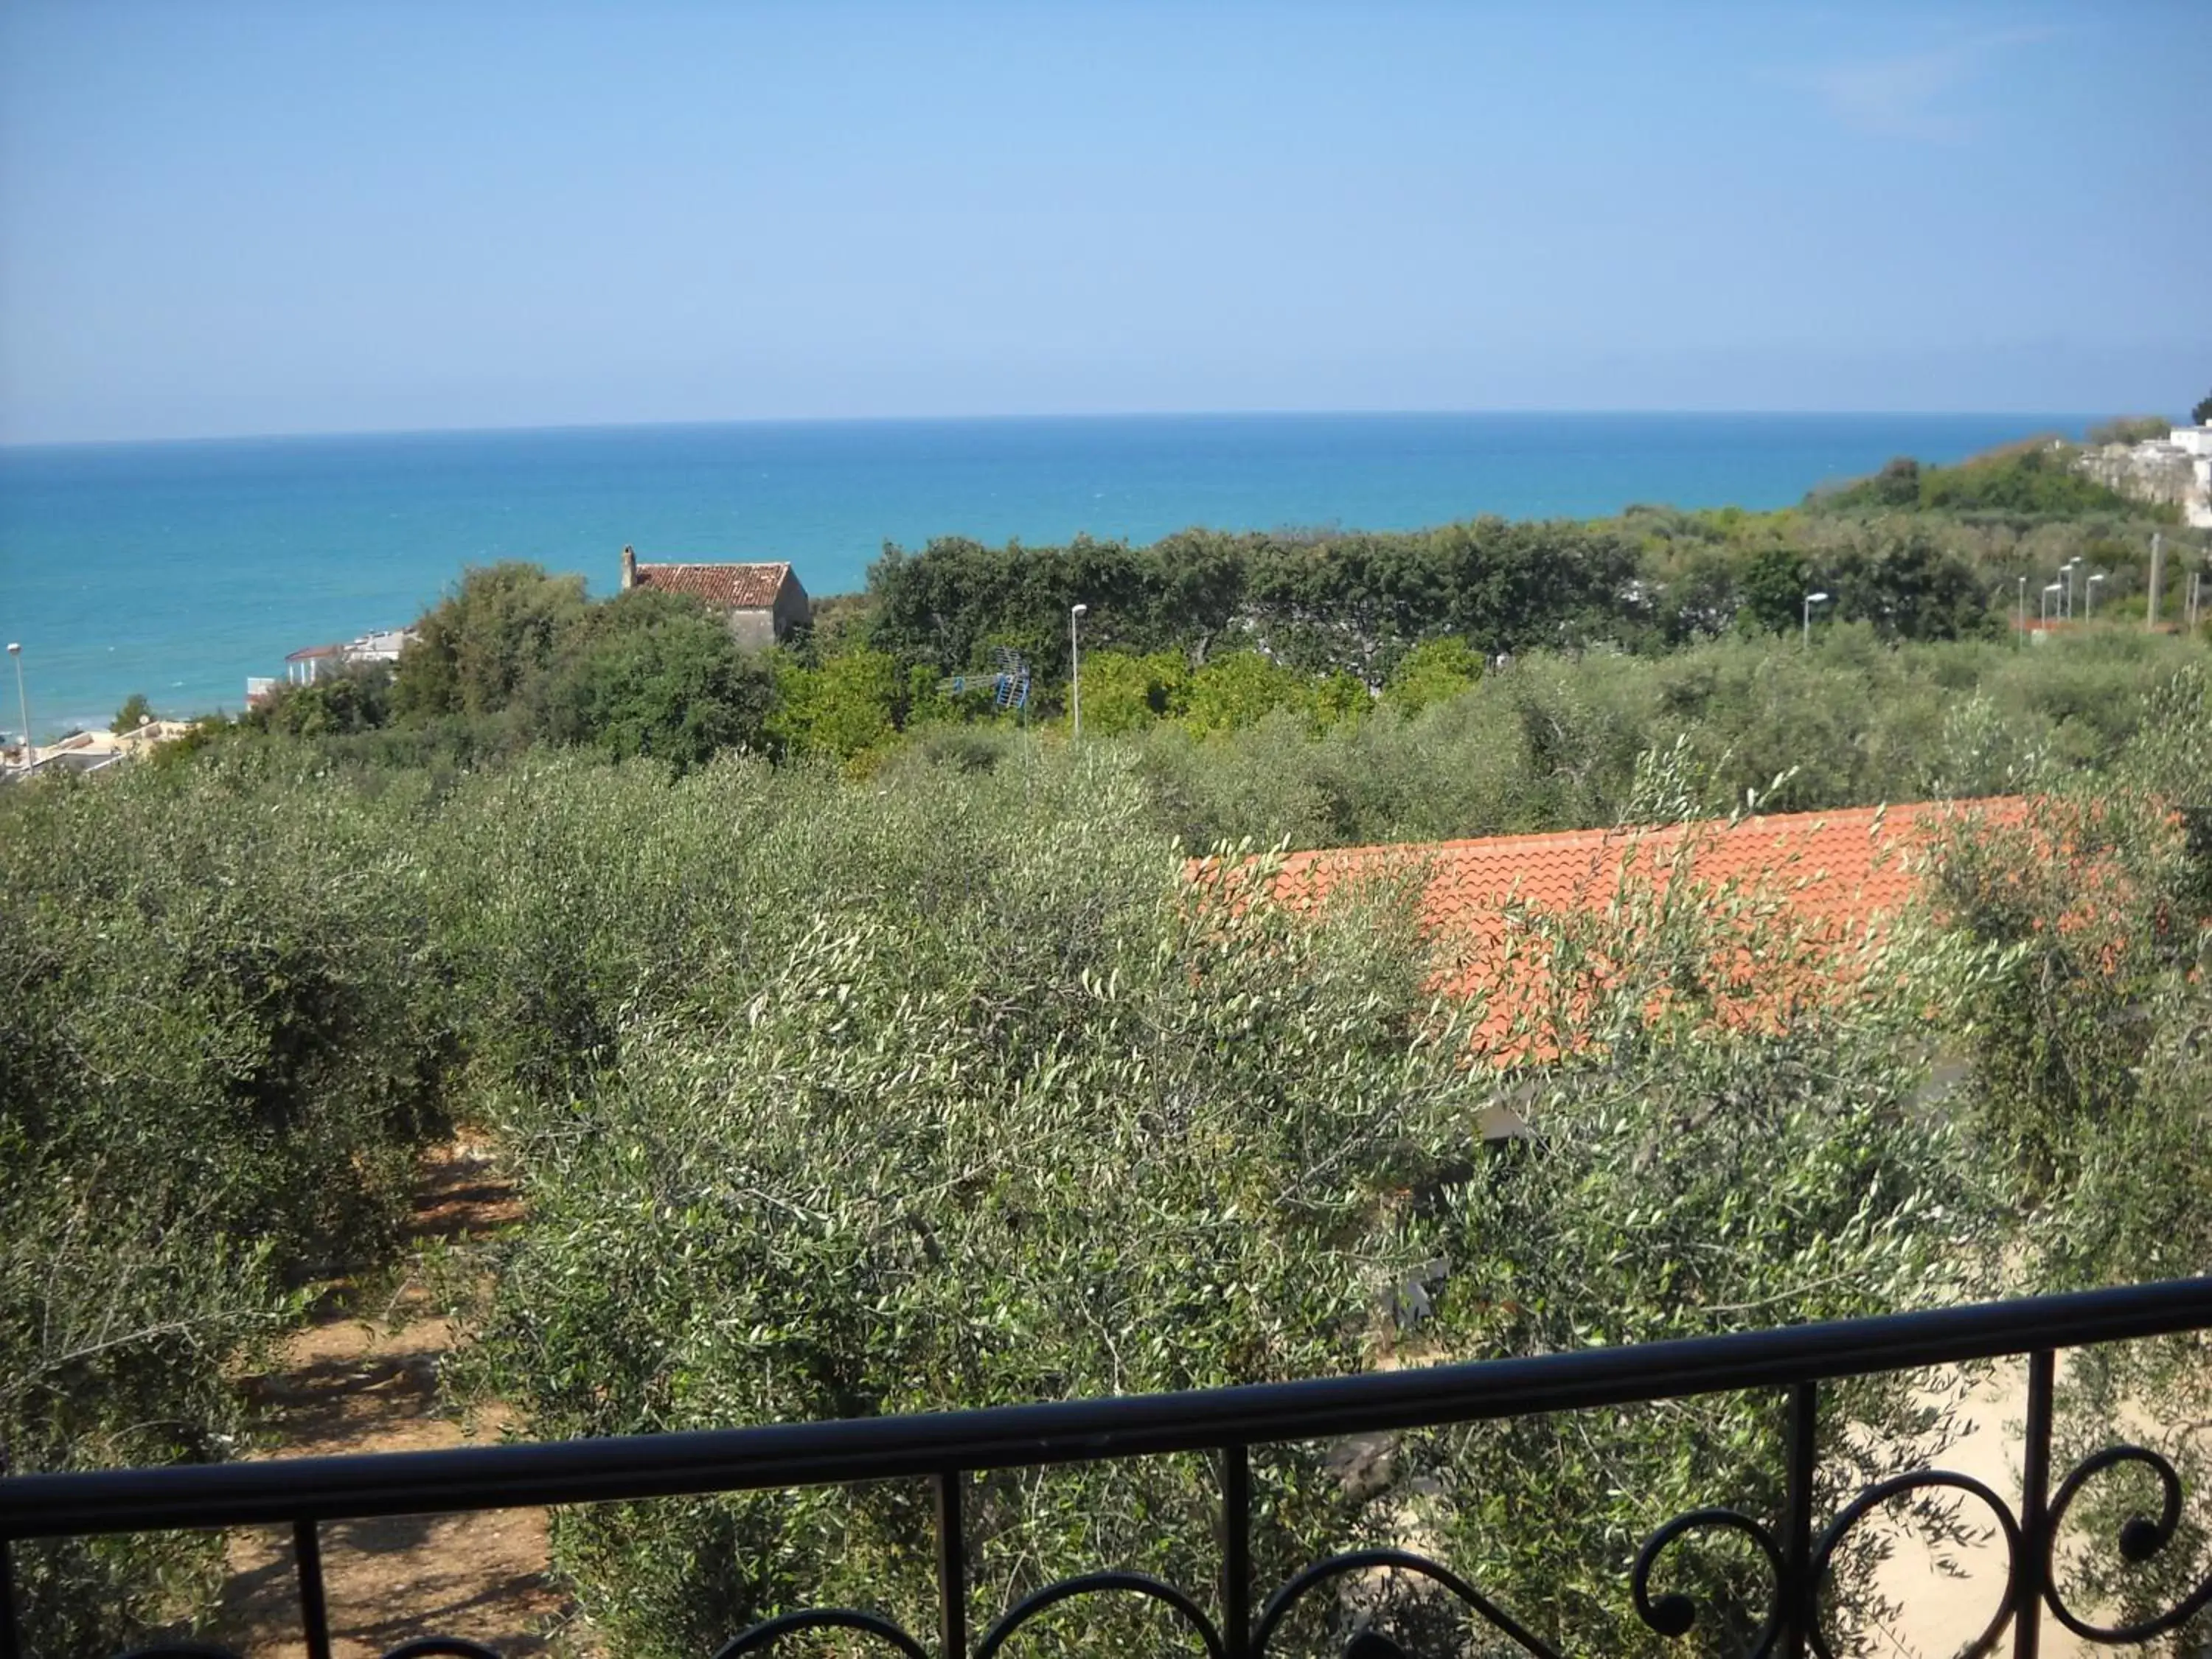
xmin=633 ymin=562 xmax=794 ymax=610
xmin=1192 ymin=797 xmax=2031 ymax=1055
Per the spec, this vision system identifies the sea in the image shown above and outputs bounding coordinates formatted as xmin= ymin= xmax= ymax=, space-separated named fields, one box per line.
xmin=0 ymin=411 xmax=2088 ymax=739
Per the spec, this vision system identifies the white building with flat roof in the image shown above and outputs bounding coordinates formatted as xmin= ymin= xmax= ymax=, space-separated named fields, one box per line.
xmin=252 ymin=627 xmax=416 ymax=701
xmin=2168 ymin=425 xmax=2212 ymax=529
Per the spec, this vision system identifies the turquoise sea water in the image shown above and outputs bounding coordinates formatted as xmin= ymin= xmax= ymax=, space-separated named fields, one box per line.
xmin=0 ymin=411 xmax=2087 ymax=738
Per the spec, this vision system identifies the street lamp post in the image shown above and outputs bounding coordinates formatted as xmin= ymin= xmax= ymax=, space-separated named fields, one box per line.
xmin=1802 ymin=591 xmax=1831 ymax=648
xmin=1068 ymin=603 xmax=1088 ymax=742
xmin=2017 ymin=574 xmax=2026 ymax=641
xmin=2062 ymin=557 xmax=2082 ymax=620
xmin=2042 ymin=582 xmax=2062 ymax=624
xmin=2086 ymin=572 xmax=2106 ymax=620
xmin=6 ymin=643 xmax=29 ymax=774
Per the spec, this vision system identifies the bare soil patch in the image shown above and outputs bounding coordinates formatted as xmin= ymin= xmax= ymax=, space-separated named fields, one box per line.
xmin=209 ymin=1138 xmax=572 ymax=1658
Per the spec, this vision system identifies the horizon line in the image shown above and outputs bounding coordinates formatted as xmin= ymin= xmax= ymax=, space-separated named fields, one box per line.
xmin=0 ymin=405 xmax=2119 ymax=456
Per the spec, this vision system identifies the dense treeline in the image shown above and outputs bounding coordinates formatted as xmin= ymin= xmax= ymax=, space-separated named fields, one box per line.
xmin=857 ymin=511 xmax=1999 ymax=693
xmin=245 ymin=601 xmax=2205 ymax=851
xmin=195 ymin=438 xmax=2205 ymax=788
xmin=863 ymin=516 xmax=1645 ymax=684
xmin=859 ymin=442 xmax=2191 ymax=695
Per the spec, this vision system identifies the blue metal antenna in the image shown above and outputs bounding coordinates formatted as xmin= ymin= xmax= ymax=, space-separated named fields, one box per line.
xmin=937 ymin=647 xmax=1029 ymax=713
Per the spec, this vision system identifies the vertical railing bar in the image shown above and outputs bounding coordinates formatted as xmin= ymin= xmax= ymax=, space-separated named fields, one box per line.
xmin=0 ymin=1535 xmax=23 ymax=1659
xmin=935 ymin=1467 xmax=967 ymax=1659
xmin=293 ymin=1517 xmax=334 ymax=1659
xmin=1782 ymin=1378 xmax=1818 ymax=1659
xmin=1221 ymin=1442 xmax=1251 ymax=1659
xmin=2014 ymin=1349 xmax=2055 ymax=1659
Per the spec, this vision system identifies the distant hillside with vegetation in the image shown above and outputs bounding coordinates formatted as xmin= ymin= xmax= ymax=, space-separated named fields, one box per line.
xmin=1808 ymin=439 xmax=2157 ymax=518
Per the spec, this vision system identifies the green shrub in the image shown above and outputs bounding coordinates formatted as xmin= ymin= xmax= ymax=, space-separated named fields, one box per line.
xmin=392 ymin=562 xmax=588 ymax=720
xmin=1381 ymin=636 xmax=1484 ymax=714
xmin=0 ymin=757 xmax=453 ymax=1653
xmin=534 ymin=587 xmax=775 ymax=771
xmin=244 ymin=665 xmax=394 ymax=738
xmin=1076 ymin=648 xmax=1189 ymax=736
xmin=430 ymin=754 xmax=1992 ymax=1657
xmin=1178 ymin=650 xmax=1319 ymax=736
xmin=1817 ymin=445 xmax=2144 ymax=518
xmin=1924 ymin=673 xmax=2212 ymax=1651
xmin=768 ymin=647 xmax=907 ymax=762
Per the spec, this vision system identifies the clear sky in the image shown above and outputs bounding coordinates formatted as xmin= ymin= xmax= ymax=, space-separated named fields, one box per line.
xmin=1 ymin=1 xmax=2206 ymax=445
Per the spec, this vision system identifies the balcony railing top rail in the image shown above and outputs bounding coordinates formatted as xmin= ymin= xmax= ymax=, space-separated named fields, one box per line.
xmin=3 ymin=1275 xmax=2210 ymax=1659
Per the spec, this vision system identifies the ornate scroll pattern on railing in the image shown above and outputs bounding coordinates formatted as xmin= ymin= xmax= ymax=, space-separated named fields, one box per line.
xmin=975 ymin=1571 xmax=1226 ymax=1658
xmin=2044 ymin=1443 xmax=2212 ymax=1647
xmin=714 ymin=1608 xmax=933 ymax=1658
xmin=83 ymin=1446 xmax=2212 ymax=1659
xmin=692 ymin=1441 xmax=2210 ymax=1659
xmin=10 ymin=1278 xmax=2207 ymax=1659
xmin=1630 ymin=1506 xmax=1787 ymax=1658
xmin=1250 ymin=1545 xmax=1559 ymax=1658
xmin=1806 ymin=1470 xmax=2023 ymax=1659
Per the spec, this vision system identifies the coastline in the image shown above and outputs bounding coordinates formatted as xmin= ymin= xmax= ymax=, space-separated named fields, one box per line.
xmin=1 ymin=411 xmax=2094 ymax=736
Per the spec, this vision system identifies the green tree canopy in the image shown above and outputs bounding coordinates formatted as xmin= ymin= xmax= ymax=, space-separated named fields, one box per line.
xmin=392 ymin=562 xmax=588 ymax=720
xmin=767 ymin=647 xmax=906 ymax=761
xmin=1381 ymin=636 xmax=1484 ymax=714
xmin=1178 ymin=650 xmax=1312 ymax=735
xmin=535 ymin=588 xmax=774 ymax=772
xmin=1076 ymin=649 xmax=1189 ymax=736
xmin=244 ymin=667 xmax=394 ymax=739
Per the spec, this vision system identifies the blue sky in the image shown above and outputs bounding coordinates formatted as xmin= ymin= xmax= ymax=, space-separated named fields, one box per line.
xmin=1 ymin=1 xmax=2205 ymax=444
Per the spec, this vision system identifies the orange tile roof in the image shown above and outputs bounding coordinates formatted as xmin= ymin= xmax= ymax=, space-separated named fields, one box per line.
xmin=1276 ymin=798 xmax=2028 ymax=937
xmin=1193 ymin=798 xmax=2030 ymax=1057
xmin=633 ymin=561 xmax=793 ymax=610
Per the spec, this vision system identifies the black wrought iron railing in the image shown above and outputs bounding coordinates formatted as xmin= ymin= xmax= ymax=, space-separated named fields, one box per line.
xmin=4 ymin=1277 xmax=2211 ymax=1659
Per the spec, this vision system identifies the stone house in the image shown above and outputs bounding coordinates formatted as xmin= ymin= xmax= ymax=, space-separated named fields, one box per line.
xmin=619 ymin=546 xmax=811 ymax=648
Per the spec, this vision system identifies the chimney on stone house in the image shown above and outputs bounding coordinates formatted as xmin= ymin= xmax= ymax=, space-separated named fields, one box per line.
xmin=621 ymin=545 xmax=637 ymax=591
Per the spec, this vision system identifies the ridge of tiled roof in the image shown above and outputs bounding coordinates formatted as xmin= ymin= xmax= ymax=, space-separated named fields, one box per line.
xmin=1265 ymin=796 xmax=2028 ymax=923
xmin=633 ymin=561 xmax=793 ymax=610
xmin=1192 ymin=797 xmax=2031 ymax=1056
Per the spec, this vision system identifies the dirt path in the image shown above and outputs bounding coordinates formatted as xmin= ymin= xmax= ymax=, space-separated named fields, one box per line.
xmin=211 ymin=1139 xmax=574 ymax=1658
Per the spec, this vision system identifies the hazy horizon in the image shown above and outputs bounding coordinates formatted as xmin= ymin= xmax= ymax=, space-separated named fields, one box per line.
xmin=0 ymin=404 xmax=2124 ymax=456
